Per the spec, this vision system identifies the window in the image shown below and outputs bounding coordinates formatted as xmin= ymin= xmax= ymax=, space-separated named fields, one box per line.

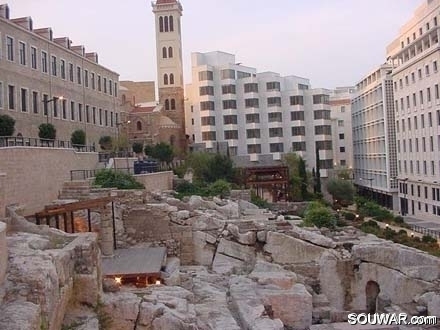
xmin=421 ymin=114 xmax=425 ymax=128
xmin=42 ymin=94 xmax=48 ymax=115
xmin=420 ymin=90 xmax=424 ymax=104
xmin=426 ymin=64 xmax=430 ymax=76
xmin=164 ymin=16 xmax=169 ymax=32
xmin=85 ymin=70 xmax=89 ymax=88
xmin=198 ymin=71 xmax=213 ymax=81
xmin=413 ymin=93 xmax=417 ymax=106
xmin=41 ymin=51 xmax=48 ymax=73
xmin=8 ymin=85 xmax=15 ymax=110
xmin=434 ymin=61 xmax=438 ymax=72
xmin=269 ymin=127 xmax=283 ymax=137
xmin=164 ymin=74 xmax=168 ymax=85
xmin=19 ymin=41 xmax=26 ymax=65
xmin=62 ymin=99 xmax=67 ymax=119
xmin=237 ymin=71 xmax=251 ymax=79
xmin=246 ymin=113 xmax=260 ymax=123
xmin=70 ymin=101 xmax=75 ymax=120
xmin=315 ymin=140 xmax=333 ymax=150
xmin=32 ymin=91 xmax=38 ymax=114
xmin=103 ymin=78 xmax=107 ymax=92
xmin=338 ymin=120 xmax=344 ymax=127
xmin=85 ymin=105 xmax=90 ymax=123
xmin=60 ymin=60 xmax=65 ymax=79
xmin=221 ymin=69 xmax=235 ymax=80
xmin=51 ymin=56 xmax=57 ymax=76
xmin=268 ymin=112 xmax=282 ymax=122
xmin=168 ymin=47 xmax=173 ymax=58
xmin=430 ymin=136 xmax=434 ymax=151
xmin=415 ymin=116 xmax=418 ymax=129
xmin=429 ymin=112 xmax=433 ymax=127
xmin=418 ymin=68 xmax=422 ymax=79
xmin=111 ymin=111 xmax=114 ymax=126
xmin=422 ymin=137 xmax=426 ymax=152
xmin=428 ymin=87 xmax=431 ymax=102
xmin=6 ymin=36 xmax=13 ymax=61
xmin=169 ymin=74 xmax=174 ymax=84
xmin=246 ymin=129 xmax=261 ymax=139
xmin=162 ymin=47 xmax=167 ymax=58
xmin=77 ymin=67 xmax=82 ymax=84
xmin=169 ymin=15 xmax=174 ymax=31
xmin=69 ymin=63 xmax=74 ymax=82
xmin=200 ymin=101 xmax=214 ymax=111
xmin=436 ymin=84 xmax=439 ymax=100
xmin=411 ymin=72 xmax=415 ymax=83
xmin=165 ymin=99 xmax=170 ymax=110
xmin=314 ymin=110 xmax=331 ymax=120
xmin=247 ymin=144 xmax=261 ymax=154
xmin=20 ymin=88 xmax=27 ymax=112
xmin=290 ymin=95 xmax=304 ymax=105
xmin=223 ymin=100 xmax=237 ymax=109
xmin=245 ymin=98 xmax=259 ymax=108
xmin=298 ymin=83 xmax=309 ymax=90
xmin=201 ymin=116 xmax=215 ymax=126
xmin=270 ymin=143 xmax=284 ymax=153
xmin=31 ymin=47 xmax=37 ymax=69
xmin=223 ymin=115 xmax=237 ymax=125
xmin=202 ymin=131 xmax=216 ymax=141
xmin=340 ymin=147 xmax=345 ymax=153
xmin=291 ymin=111 xmax=304 ymax=121
xmin=266 ymin=81 xmax=280 ymax=91
xmin=224 ymin=130 xmax=238 ymax=140
xmin=104 ymin=110 xmax=108 ymax=126
xmin=222 ymin=84 xmax=236 ymax=94
xmin=341 ymin=106 xmax=345 ymax=113
xmin=291 ymin=126 xmax=306 ymax=136
xmin=244 ymin=83 xmax=258 ymax=93
xmin=159 ymin=16 xmax=163 ymax=32
xmin=92 ymin=107 xmax=96 ymax=124
xmin=53 ymin=98 xmax=58 ymax=117
xmin=315 ymin=125 xmax=331 ymax=135
xmin=339 ymin=133 xmax=345 ymax=140
xmin=313 ymin=94 xmax=329 ymax=104
xmin=78 ymin=103 xmax=83 ymax=122
xmin=405 ymin=75 xmax=409 ymax=85
xmin=292 ymin=141 xmax=306 ymax=151
xmin=171 ymin=99 xmax=176 ymax=110
xmin=91 ymin=73 xmax=95 ymax=90
xmin=199 ymin=86 xmax=214 ymax=96
xmin=267 ymin=97 xmax=281 ymax=107
xmin=99 ymin=108 xmax=102 ymax=125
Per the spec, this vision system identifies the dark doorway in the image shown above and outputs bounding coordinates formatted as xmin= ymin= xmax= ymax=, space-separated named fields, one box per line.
xmin=365 ymin=281 xmax=380 ymax=314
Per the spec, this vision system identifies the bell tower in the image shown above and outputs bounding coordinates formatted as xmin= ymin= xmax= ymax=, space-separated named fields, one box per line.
xmin=152 ymin=0 xmax=186 ymax=152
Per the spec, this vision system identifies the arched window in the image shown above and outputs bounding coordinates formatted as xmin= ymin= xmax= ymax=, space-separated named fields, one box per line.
xmin=168 ymin=47 xmax=173 ymax=58
xmin=169 ymin=16 xmax=174 ymax=32
xmin=165 ymin=99 xmax=170 ymax=110
xmin=162 ymin=47 xmax=167 ymax=58
xmin=137 ymin=121 xmax=142 ymax=131
xmin=164 ymin=16 xmax=169 ymax=32
xmin=164 ymin=74 xmax=168 ymax=85
xmin=159 ymin=16 xmax=164 ymax=32
xmin=171 ymin=98 xmax=176 ymax=110
xmin=122 ymin=94 xmax=126 ymax=104
xmin=169 ymin=73 xmax=174 ymax=84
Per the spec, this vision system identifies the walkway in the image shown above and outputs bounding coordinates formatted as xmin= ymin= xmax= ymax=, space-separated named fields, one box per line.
xmin=403 ymin=216 xmax=440 ymax=239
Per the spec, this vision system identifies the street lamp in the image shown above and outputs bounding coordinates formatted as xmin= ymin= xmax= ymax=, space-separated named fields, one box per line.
xmin=42 ymin=96 xmax=64 ymax=124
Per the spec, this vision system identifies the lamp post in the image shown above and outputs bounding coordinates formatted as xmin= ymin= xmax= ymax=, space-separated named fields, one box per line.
xmin=42 ymin=96 xmax=64 ymax=124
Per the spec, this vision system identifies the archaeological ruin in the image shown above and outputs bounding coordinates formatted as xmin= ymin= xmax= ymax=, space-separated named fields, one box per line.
xmin=0 ymin=181 xmax=439 ymax=330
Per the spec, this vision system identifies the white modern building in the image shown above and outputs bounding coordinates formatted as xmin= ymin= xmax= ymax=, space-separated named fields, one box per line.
xmin=386 ymin=0 xmax=440 ymax=219
xmin=185 ymin=51 xmax=334 ymax=177
xmin=330 ymin=87 xmax=355 ymax=171
xmin=351 ymin=64 xmax=399 ymax=210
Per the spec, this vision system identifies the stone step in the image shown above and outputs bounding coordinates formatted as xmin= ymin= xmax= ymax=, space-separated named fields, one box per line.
xmin=313 ymin=294 xmax=330 ymax=308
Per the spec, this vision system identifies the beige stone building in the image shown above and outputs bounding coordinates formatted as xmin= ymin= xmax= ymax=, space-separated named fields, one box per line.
xmin=0 ymin=4 xmax=120 ymax=145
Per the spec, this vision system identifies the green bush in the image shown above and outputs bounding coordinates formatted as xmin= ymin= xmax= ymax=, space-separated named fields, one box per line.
xmin=303 ymin=202 xmax=337 ymax=229
xmin=71 ymin=129 xmax=86 ymax=146
xmin=251 ymin=191 xmax=270 ymax=209
xmin=344 ymin=212 xmax=356 ymax=221
xmin=207 ymin=179 xmax=231 ymax=199
xmin=132 ymin=142 xmax=143 ymax=154
xmin=0 ymin=114 xmax=15 ymax=136
xmin=422 ymin=235 xmax=437 ymax=244
xmin=99 ymin=136 xmax=113 ymax=150
xmin=394 ymin=215 xmax=404 ymax=224
xmin=94 ymin=169 xmax=144 ymax=190
xmin=38 ymin=123 xmax=56 ymax=140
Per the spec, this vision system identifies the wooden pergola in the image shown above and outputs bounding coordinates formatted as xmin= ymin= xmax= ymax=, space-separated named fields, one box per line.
xmin=243 ymin=166 xmax=289 ymax=202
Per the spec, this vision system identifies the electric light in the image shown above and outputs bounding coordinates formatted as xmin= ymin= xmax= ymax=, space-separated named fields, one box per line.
xmin=115 ymin=277 xmax=122 ymax=285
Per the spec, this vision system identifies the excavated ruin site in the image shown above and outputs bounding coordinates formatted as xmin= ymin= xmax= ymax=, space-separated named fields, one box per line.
xmin=0 ymin=185 xmax=439 ymax=330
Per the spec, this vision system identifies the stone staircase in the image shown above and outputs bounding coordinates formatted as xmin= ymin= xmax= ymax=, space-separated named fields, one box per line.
xmin=312 ymin=294 xmax=332 ymax=324
xmin=58 ymin=180 xmax=91 ymax=200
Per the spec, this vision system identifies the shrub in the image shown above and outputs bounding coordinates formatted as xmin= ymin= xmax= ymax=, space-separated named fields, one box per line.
xmin=303 ymin=202 xmax=337 ymax=229
xmin=0 ymin=114 xmax=15 ymax=136
xmin=175 ymin=181 xmax=199 ymax=196
xmin=38 ymin=123 xmax=56 ymax=140
xmin=145 ymin=142 xmax=174 ymax=164
xmin=71 ymin=129 xmax=86 ymax=146
xmin=207 ymin=179 xmax=231 ymax=199
xmin=94 ymin=169 xmax=144 ymax=190
xmin=422 ymin=235 xmax=437 ymax=244
xmin=251 ymin=191 xmax=270 ymax=209
xmin=394 ymin=215 xmax=404 ymax=224
xmin=132 ymin=142 xmax=143 ymax=154
xmin=99 ymin=136 xmax=113 ymax=150
xmin=326 ymin=178 xmax=355 ymax=205
xmin=344 ymin=212 xmax=356 ymax=221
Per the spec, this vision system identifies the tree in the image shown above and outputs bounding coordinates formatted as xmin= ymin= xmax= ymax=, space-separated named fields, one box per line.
xmin=303 ymin=201 xmax=337 ymax=229
xmin=298 ymin=157 xmax=308 ymax=199
xmin=71 ymin=129 xmax=86 ymax=146
xmin=132 ymin=142 xmax=143 ymax=154
xmin=99 ymin=136 xmax=113 ymax=150
xmin=315 ymin=148 xmax=321 ymax=193
xmin=38 ymin=123 xmax=56 ymax=140
xmin=146 ymin=142 xmax=174 ymax=164
xmin=326 ymin=178 xmax=355 ymax=205
xmin=0 ymin=115 xmax=15 ymax=136
xmin=283 ymin=153 xmax=302 ymax=201
xmin=204 ymin=154 xmax=234 ymax=183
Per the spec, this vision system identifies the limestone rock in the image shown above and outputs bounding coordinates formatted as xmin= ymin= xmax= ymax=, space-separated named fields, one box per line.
xmin=192 ymin=231 xmax=216 ymax=266
xmin=188 ymin=195 xmax=204 ymax=209
xmin=212 ymin=253 xmax=245 ymax=274
xmin=162 ymin=257 xmax=181 ymax=286
xmin=290 ymin=225 xmax=337 ymax=248
xmin=216 ymin=201 xmax=239 ymax=218
xmin=264 ymin=231 xmax=326 ymax=264
xmin=238 ymin=199 xmax=260 ymax=211
xmin=257 ymin=230 xmax=267 ymax=243
xmin=427 ymin=294 xmax=440 ymax=317
xmin=0 ymin=301 xmax=41 ymax=330
xmin=227 ymin=224 xmax=257 ymax=245
xmin=101 ymin=292 xmax=142 ymax=330
xmin=216 ymin=238 xmax=256 ymax=263
xmin=102 ymin=278 xmax=120 ymax=293
xmin=249 ymin=260 xmax=297 ymax=289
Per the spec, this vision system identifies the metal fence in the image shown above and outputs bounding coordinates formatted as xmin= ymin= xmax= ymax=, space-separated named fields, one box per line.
xmin=0 ymin=136 xmax=96 ymax=152
xmin=410 ymin=223 xmax=440 ymax=239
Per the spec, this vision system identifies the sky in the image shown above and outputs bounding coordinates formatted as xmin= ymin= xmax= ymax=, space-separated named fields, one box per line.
xmin=6 ymin=0 xmax=422 ymax=89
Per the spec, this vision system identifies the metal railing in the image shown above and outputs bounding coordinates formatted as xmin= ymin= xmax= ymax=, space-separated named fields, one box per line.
xmin=0 ymin=136 xmax=96 ymax=152
xmin=410 ymin=223 xmax=440 ymax=239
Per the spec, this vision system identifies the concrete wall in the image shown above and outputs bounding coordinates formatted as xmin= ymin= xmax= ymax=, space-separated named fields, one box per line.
xmin=0 ymin=221 xmax=6 ymax=289
xmin=0 ymin=147 xmax=99 ymax=216
xmin=134 ymin=171 xmax=173 ymax=191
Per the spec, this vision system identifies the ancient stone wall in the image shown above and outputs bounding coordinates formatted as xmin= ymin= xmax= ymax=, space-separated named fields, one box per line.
xmin=0 ymin=147 xmax=99 ymax=217
xmin=134 ymin=171 xmax=174 ymax=192
xmin=0 ymin=221 xmax=6 ymax=291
